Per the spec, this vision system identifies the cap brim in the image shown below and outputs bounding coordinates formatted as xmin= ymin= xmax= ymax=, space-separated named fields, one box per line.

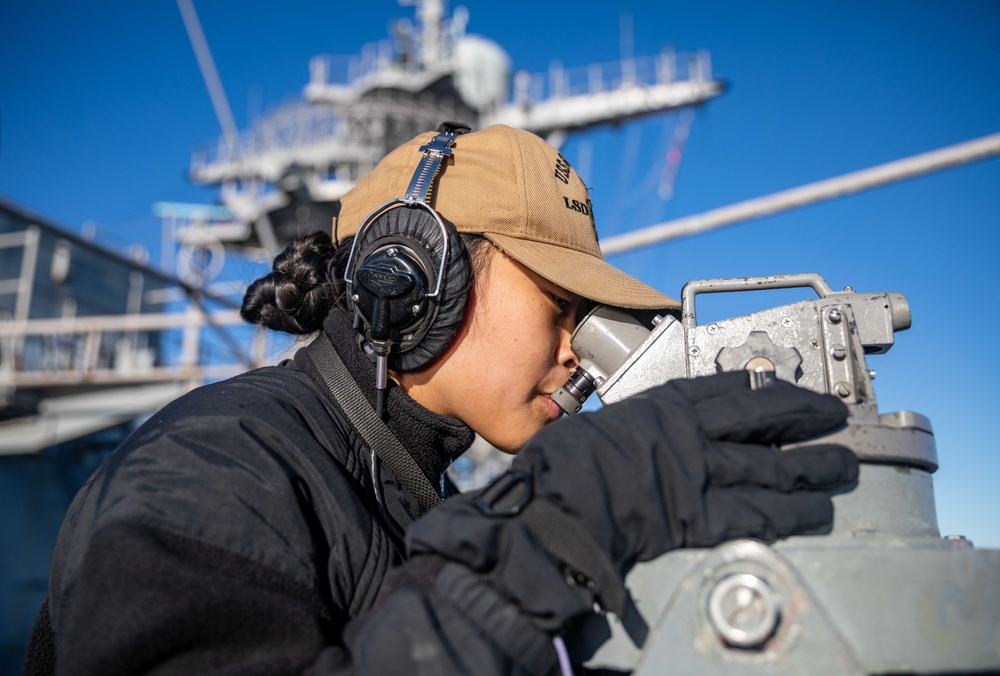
xmin=485 ymin=233 xmax=679 ymax=310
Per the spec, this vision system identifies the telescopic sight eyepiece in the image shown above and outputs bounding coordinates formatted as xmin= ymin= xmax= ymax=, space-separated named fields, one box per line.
xmin=552 ymin=368 xmax=599 ymax=415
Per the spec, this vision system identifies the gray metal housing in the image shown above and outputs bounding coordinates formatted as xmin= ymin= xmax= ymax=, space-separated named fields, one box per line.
xmin=565 ymin=273 xmax=1000 ymax=674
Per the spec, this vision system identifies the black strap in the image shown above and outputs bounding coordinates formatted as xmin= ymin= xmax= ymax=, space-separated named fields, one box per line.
xmin=476 ymin=471 xmax=628 ymax=618
xmin=305 ymin=333 xmax=442 ymax=511
xmin=520 ymin=499 xmax=628 ymax=618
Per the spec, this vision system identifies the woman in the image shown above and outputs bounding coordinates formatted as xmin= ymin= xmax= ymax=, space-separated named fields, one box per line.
xmin=25 ymin=125 xmax=856 ymax=675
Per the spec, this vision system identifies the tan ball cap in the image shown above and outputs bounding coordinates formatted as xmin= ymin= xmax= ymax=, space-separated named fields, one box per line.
xmin=333 ymin=124 xmax=679 ymax=310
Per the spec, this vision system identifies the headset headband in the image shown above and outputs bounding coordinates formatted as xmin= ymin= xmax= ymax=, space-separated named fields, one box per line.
xmin=405 ymin=132 xmax=459 ymax=202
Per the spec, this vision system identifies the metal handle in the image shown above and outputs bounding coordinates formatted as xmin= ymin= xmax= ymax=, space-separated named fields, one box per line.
xmin=681 ymin=273 xmax=834 ymax=328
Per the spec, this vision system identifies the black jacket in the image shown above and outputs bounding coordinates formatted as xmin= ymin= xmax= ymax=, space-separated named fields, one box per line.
xmin=25 ymin=308 xmax=557 ymax=675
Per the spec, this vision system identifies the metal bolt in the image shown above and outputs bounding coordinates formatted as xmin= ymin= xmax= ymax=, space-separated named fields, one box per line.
xmin=652 ymin=314 xmax=665 ymax=327
xmin=827 ymin=308 xmax=843 ymax=324
xmin=746 ymin=357 xmax=775 ymax=373
xmin=781 ymin=316 xmax=792 ymax=328
xmin=386 ymin=247 xmax=398 ymax=257
xmin=351 ymin=293 xmax=360 ymax=303
xmin=809 ymin=339 xmax=820 ymax=350
xmin=835 ymin=381 xmax=853 ymax=398
xmin=707 ymin=323 xmax=719 ymax=335
xmin=830 ymin=344 xmax=847 ymax=361
xmin=411 ymin=304 xmax=422 ymax=315
xmin=707 ymin=573 xmax=780 ymax=649
xmin=689 ymin=345 xmax=701 ymax=357
xmin=844 ymin=285 xmax=854 ymax=292
xmin=868 ymin=369 xmax=877 ymax=380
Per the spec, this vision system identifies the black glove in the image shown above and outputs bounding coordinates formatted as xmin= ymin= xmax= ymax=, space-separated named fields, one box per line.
xmin=520 ymin=370 xmax=858 ymax=566
xmin=408 ymin=372 xmax=857 ymax=625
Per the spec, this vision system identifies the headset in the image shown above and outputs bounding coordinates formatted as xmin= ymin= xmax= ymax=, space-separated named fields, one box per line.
xmin=344 ymin=122 xmax=473 ymax=418
xmin=342 ymin=122 xmax=473 ymax=538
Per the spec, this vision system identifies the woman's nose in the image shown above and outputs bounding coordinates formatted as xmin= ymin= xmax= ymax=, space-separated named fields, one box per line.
xmin=556 ymin=322 xmax=579 ymax=371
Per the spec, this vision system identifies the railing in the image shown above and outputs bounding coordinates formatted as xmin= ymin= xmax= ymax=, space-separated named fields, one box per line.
xmin=0 ymin=308 xmax=272 ymax=391
xmin=515 ymin=50 xmax=712 ymax=106
xmin=191 ymin=47 xmax=714 ymax=173
xmin=191 ymin=101 xmax=345 ymax=172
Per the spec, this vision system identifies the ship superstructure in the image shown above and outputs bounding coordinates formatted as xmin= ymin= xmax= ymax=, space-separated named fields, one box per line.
xmin=184 ymin=0 xmax=724 ymax=256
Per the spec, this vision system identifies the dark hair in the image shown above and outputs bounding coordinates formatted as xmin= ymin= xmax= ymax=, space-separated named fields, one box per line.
xmin=241 ymin=230 xmax=492 ymax=335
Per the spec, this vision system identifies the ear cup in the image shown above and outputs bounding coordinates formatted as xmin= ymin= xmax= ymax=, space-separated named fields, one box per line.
xmin=348 ymin=205 xmax=470 ymax=372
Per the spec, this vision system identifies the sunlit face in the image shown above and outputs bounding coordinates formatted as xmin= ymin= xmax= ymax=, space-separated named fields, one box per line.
xmin=395 ymin=249 xmax=585 ymax=453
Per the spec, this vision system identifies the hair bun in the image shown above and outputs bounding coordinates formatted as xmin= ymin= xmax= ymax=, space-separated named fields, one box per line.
xmin=241 ymin=231 xmax=338 ymax=334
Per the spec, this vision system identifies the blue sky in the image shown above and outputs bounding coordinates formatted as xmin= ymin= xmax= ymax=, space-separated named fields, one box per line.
xmin=1 ymin=1 xmax=999 ymax=546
